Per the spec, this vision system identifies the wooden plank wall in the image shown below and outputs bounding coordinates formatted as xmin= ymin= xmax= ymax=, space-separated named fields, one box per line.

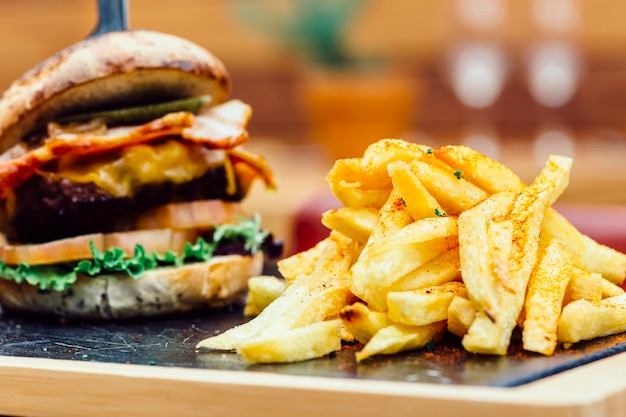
xmin=2 ymin=0 xmax=626 ymax=141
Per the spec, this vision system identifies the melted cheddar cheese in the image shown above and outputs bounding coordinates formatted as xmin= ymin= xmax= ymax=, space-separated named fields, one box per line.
xmin=40 ymin=140 xmax=230 ymax=197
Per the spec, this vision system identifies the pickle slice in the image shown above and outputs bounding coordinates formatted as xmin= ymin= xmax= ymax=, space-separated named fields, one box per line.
xmin=58 ymin=95 xmax=213 ymax=126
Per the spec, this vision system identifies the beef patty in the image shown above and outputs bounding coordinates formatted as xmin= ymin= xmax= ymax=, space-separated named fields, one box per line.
xmin=6 ymin=165 xmax=242 ymax=244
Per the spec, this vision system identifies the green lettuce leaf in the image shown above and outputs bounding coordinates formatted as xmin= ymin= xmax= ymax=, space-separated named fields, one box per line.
xmin=213 ymin=213 xmax=269 ymax=253
xmin=0 ymin=216 xmax=268 ymax=291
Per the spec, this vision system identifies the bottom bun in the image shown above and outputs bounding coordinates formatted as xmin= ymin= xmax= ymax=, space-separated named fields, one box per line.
xmin=0 ymin=253 xmax=263 ymax=320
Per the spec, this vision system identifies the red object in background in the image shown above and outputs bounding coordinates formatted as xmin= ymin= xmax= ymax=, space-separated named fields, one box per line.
xmin=293 ymin=191 xmax=340 ymax=254
xmin=294 ymin=191 xmax=626 ymax=255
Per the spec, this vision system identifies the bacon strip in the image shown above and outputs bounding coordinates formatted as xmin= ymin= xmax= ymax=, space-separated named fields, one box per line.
xmin=46 ymin=111 xmax=194 ymax=158
xmin=0 ymin=100 xmax=253 ymax=197
xmin=0 ymin=112 xmax=192 ymax=195
xmin=182 ymin=99 xmax=252 ymax=148
xmin=229 ymin=146 xmax=277 ymax=191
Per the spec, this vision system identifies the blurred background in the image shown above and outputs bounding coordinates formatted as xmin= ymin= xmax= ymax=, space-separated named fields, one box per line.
xmin=1 ymin=0 xmax=625 ymax=253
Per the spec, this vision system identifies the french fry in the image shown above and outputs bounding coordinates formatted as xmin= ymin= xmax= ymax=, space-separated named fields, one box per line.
xmin=487 ymin=219 xmax=515 ymax=293
xmin=563 ymin=268 xmax=603 ymax=305
xmin=358 ymin=238 xmax=453 ymax=311
xmin=602 ymin=278 xmax=625 ymax=298
xmin=360 ymin=239 xmax=452 ymax=287
xmin=410 ymin=160 xmax=489 ymax=216
xmin=492 ymin=156 xmax=572 ymax=353
xmin=578 ymin=233 xmax=626 ymax=285
xmin=238 ymin=319 xmax=342 ymax=363
xmin=388 ymin=160 xmax=446 ymax=220
xmin=243 ymin=276 xmax=287 ymax=317
xmin=542 ymin=208 xmax=626 ymax=284
xmin=326 ymin=158 xmax=391 ymax=209
xmin=558 ymin=294 xmax=626 ymax=344
xmin=447 ymin=296 xmax=477 ymax=337
xmin=360 ymin=138 xmax=430 ymax=172
xmin=362 ymin=246 xmax=462 ymax=315
xmin=340 ymin=302 xmax=390 ymax=344
xmin=359 ymin=189 xmax=415 ymax=250
xmin=277 ymin=237 xmax=325 ymax=281
xmin=325 ymin=139 xmax=428 ymax=209
xmin=349 ymin=189 xmax=414 ymax=305
xmin=342 ymin=160 xmax=391 ymax=192
xmin=355 ymin=321 xmax=447 ymax=362
xmin=462 ymin=314 xmax=502 ymax=353
xmin=464 ymin=155 xmax=573 ymax=355
xmin=340 ymin=322 xmax=356 ymax=343
xmin=321 ymin=206 xmax=379 ymax=244
xmin=385 ymin=215 xmax=458 ymax=247
xmin=389 ymin=246 xmax=461 ymax=292
xmin=523 ymin=238 xmax=577 ymax=355
xmin=352 ymin=216 xmax=458 ymax=311
xmin=387 ymin=281 xmax=467 ymax=326
xmin=434 ymin=145 xmax=526 ymax=194
xmin=197 ymin=231 xmax=355 ymax=352
xmin=458 ymin=191 xmax=516 ymax=320
xmin=328 ymin=186 xmax=390 ymax=210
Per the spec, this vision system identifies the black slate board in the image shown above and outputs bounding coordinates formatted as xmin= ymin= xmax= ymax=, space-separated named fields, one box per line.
xmin=1 ymin=300 xmax=625 ymax=387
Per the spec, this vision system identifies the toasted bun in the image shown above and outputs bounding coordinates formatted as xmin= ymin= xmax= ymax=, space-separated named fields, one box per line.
xmin=0 ymin=253 xmax=262 ymax=320
xmin=0 ymin=29 xmax=231 ymax=152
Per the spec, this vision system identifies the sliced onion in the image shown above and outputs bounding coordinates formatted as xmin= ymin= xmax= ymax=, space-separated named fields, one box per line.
xmin=0 ymin=228 xmax=202 ymax=266
xmin=0 ymin=233 xmax=104 ymax=265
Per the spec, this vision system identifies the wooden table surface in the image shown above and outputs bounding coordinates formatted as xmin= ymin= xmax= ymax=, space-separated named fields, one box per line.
xmin=2 ymin=349 xmax=626 ymax=417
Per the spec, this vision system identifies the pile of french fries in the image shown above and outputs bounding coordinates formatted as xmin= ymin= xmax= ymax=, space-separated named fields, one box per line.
xmin=197 ymin=139 xmax=626 ymax=363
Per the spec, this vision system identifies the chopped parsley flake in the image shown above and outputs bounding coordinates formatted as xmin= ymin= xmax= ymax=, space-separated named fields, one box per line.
xmin=454 ymin=170 xmax=464 ymax=179
xmin=426 ymin=148 xmax=433 ymax=155
xmin=434 ymin=208 xmax=447 ymax=217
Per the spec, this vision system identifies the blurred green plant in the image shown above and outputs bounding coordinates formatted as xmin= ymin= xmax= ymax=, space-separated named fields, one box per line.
xmin=231 ymin=0 xmax=370 ymax=69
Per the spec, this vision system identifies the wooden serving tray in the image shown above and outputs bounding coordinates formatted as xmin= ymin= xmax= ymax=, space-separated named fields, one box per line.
xmin=0 ymin=306 xmax=626 ymax=417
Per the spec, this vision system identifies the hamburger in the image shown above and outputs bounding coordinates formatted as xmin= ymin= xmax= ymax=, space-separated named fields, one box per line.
xmin=0 ymin=29 xmax=282 ymax=320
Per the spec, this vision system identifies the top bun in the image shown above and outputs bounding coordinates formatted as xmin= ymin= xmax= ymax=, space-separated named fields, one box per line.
xmin=0 ymin=29 xmax=231 ymax=153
